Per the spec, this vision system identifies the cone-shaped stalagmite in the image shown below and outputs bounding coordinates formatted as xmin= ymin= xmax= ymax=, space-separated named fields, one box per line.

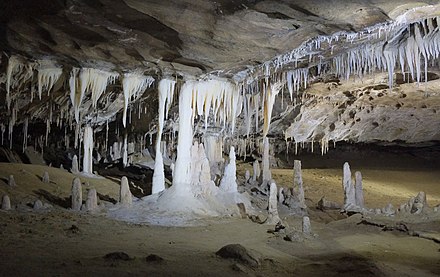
xmin=8 ymin=175 xmax=16 ymax=187
xmin=42 ymin=171 xmax=50 ymax=183
xmin=342 ymin=162 xmax=356 ymax=208
xmin=1 ymin=195 xmax=11 ymax=210
xmin=293 ymin=160 xmax=306 ymax=208
xmin=120 ymin=176 xmax=132 ymax=205
xmin=86 ymin=189 xmax=98 ymax=211
xmin=71 ymin=155 xmax=79 ymax=173
xmin=266 ymin=182 xmax=281 ymax=225
xmin=355 ymin=171 xmax=364 ymax=207
xmin=71 ymin=177 xmax=82 ymax=211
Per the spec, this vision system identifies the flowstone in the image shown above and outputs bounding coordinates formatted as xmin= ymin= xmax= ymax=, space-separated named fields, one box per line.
xmin=120 ymin=176 xmax=132 ymax=206
xmin=71 ymin=177 xmax=82 ymax=211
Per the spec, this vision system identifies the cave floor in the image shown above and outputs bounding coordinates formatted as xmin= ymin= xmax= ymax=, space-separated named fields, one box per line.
xmin=0 ymin=162 xmax=439 ymax=276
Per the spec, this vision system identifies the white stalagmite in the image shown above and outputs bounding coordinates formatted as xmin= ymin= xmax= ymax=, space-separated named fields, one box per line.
xmin=152 ymin=79 xmax=176 ymax=194
xmin=85 ymin=188 xmax=98 ymax=211
xmin=261 ymin=137 xmax=271 ymax=185
xmin=122 ymin=134 xmax=128 ymax=167
xmin=219 ymin=146 xmax=238 ymax=193
xmin=266 ymin=182 xmax=281 ymax=225
xmin=122 ymin=73 xmax=154 ymax=127
xmin=1 ymin=195 xmax=11 ymax=210
xmin=252 ymin=160 xmax=260 ymax=182
xmin=71 ymin=155 xmax=79 ymax=173
xmin=82 ymin=126 xmax=94 ymax=174
xmin=71 ymin=177 xmax=82 ymax=211
xmin=342 ymin=162 xmax=356 ymax=208
xmin=302 ymin=216 xmax=311 ymax=235
xmin=8 ymin=175 xmax=16 ymax=187
xmin=355 ymin=171 xmax=364 ymax=207
xmin=293 ymin=160 xmax=306 ymax=208
xmin=120 ymin=176 xmax=132 ymax=205
xmin=42 ymin=171 xmax=50 ymax=183
xmin=245 ymin=170 xmax=250 ymax=183
xmin=37 ymin=60 xmax=63 ymax=100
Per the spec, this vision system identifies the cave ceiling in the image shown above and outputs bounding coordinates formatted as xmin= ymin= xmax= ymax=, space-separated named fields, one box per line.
xmin=0 ymin=0 xmax=440 ymax=151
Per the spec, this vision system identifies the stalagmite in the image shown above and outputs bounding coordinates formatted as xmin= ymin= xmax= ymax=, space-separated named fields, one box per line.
xmin=354 ymin=171 xmax=364 ymax=207
xmin=1 ymin=195 xmax=11 ymax=210
xmin=252 ymin=160 xmax=260 ymax=182
xmin=82 ymin=126 xmax=93 ymax=174
xmin=302 ymin=216 xmax=311 ymax=235
xmin=261 ymin=137 xmax=271 ymax=186
xmin=71 ymin=155 xmax=79 ymax=173
xmin=152 ymin=79 xmax=176 ymax=194
xmin=342 ymin=162 xmax=356 ymax=209
xmin=245 ymin=170 xmax=250 ymax=183
xmin=33 ymin=199 xmax=43 ymax=210
xmin=278 ymin=187 xmax=285 ymax=204
xmin=8 ymin=175 xmax=16 ymax=187
xmin=293 ymin=160 xmax=306 ymax=208
xmin=122 ymin=134 xmax=128 ymax=168
xmin=266 ymin=182 xmax=281 ymax=225
xmin=120 ymin=176 xmax=132 ymax=206
xmin=71 ymin=177 xmax=82 ymax=211
xmin=42 ymin=171 xmax=50 ymax=183
xmin=219 ymin=146 xmax=238 ymax=193
xmin=85 ymin=189 xmax=98 ymax=211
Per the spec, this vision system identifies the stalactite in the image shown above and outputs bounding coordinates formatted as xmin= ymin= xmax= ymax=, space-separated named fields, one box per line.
xmin=122 ymin=73 xmax=154 ymax=127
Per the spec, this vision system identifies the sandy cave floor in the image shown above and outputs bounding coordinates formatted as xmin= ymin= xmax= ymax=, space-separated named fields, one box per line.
xmin=0 ymin=162 xmax=439 ymax=276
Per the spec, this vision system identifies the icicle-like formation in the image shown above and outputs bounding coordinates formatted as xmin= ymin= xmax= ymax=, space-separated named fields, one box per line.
xmin=37 ymin=60 xmax=62 ymax=100
xmin=152 ymin=79 xmax=176 ymax=194
xmin=82 ymin=126 xmax=94 ymax=174
xmin=286 ymin=68 xmax=308 ymax=101
xmin=263 ymin=82 xmax=282 ymax=137
xmin=70 ymin=68 xmax=119 ymax=123
xmin=122 ymin=73 xmax=154 ymax=127
xmin=191 ymin=79 xmax=242 ymax=133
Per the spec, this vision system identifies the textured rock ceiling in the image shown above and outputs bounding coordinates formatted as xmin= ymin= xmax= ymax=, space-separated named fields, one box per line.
xmin=1 ymin=0 xmax=440 ymax=155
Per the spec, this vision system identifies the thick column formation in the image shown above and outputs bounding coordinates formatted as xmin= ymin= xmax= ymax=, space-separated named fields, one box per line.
xmin=261 ymin=137 xmax=271 ymax=185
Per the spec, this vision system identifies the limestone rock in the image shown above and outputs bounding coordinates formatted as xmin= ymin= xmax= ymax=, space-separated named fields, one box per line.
xmin=71 ymin=177 xmax=82 ymax=211
xmin=85 ymin=189 xmax=98 ymax=211
xmin=382 ymin=203 xmax=395 ymax=216
xmin=216 ymin=244 xmax=260 ymax=268
xmin=33 ymin=199 xmax=43 ymax=210
xmin=317 ymin=196 xmax=341 ymax=210
xmin=42 ymin=171 xmax=50 ymax=183
xmin=120 ymin=176 xmax=132 ymax=205
xmin=1 ymin=195 xmax=11 ymax=210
